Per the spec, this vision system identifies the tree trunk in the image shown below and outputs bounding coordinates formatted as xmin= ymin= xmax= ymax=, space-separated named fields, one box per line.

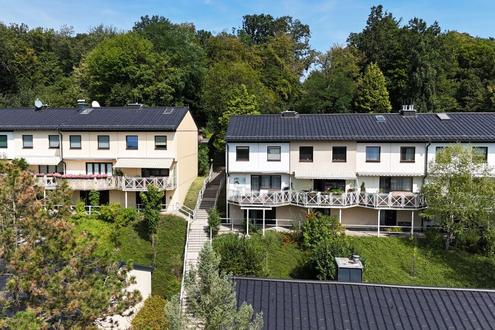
xmin=152 ymin=233 xmax=157 ymax=267
xmin=444 ymin=232 xmax=453 ymax=250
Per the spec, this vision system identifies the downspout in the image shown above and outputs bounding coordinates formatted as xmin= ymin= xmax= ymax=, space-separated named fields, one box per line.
xmin=59 ymin=129 xmax=65 ymax=174
xmin=225 ymin=143 xmax=229 ymax=220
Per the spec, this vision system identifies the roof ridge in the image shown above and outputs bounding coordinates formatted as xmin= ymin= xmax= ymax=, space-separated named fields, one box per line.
xmin=231 ymin=276 xmax=495 ymax=293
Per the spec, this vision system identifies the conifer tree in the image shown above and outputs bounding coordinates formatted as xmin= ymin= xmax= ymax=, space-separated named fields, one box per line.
xmin=354 ymin=62 xmax=392 ymax=113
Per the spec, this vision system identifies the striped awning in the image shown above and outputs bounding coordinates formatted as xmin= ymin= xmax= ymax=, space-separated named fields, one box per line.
xmin=114 ymin=158 xmax=174 ymax=169
xmin=294 ymin=170 xmax=356 ymax=180
xmin=357 ymin=172 xmax=424 ymax=177
xmin=24 ymin=156 xmax=61 ymax=165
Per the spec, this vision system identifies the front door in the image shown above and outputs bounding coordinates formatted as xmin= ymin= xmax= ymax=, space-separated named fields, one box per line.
xmin=380 ymin=210 xmax=397 ymax=226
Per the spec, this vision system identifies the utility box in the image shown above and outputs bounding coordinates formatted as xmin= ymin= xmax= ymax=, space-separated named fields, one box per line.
xmin=335 ymin=255 xmax=363 ymax=283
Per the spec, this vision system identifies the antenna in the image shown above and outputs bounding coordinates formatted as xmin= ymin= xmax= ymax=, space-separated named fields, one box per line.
xmin=34 ymin=98 xmax=43 ymax=110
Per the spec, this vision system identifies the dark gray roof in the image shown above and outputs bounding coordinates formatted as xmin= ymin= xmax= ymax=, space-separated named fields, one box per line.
xmin=226 ymin=113 xmax=495 ymax=142
xmin=0 ymin=107 xmax=190 ymax=131
xmin=234 ymin=277 xmax=495 ymax=330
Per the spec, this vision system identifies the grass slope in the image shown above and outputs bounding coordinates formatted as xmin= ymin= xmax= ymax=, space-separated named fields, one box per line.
xmin=183 ymin=176 xmax=205 ymax=210
xmin=76 ymin=215 xmax=186 ymax=298
xmin=350 ymin=236 xmax=495 ymax=288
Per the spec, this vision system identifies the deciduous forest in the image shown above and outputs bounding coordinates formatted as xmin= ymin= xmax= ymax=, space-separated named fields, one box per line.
xmin=1 ymin=5 xmax=494 ymax=140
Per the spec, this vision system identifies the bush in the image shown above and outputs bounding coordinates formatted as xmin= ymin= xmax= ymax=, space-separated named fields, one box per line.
xmin=302 ymin=213 xmax=343 ymax=249
xmin=208 ymin=208 xmax=221 ymax=237
xmin=198 ymin=144 xmax=210 ymax=176
xmin=310 ymin=236 xmax=354 ymax=280
xmin=213 ymin=234 xmax=268 ymax=277
xmin=98 ymin=203 xmax=121 ymax=223
xmin=131 ymin=295 xmax=168 ymax=330
xmin=89 ymin=190 xmax=100 ymax=207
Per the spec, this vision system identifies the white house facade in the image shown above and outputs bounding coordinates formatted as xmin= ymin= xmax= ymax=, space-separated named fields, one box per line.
xmin=225 ymin=109 xmax=495 ymax=233
xmin=0 ymin=104 xmax=198 ymax=211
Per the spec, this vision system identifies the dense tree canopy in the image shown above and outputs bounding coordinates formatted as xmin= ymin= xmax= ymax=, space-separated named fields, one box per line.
xmin=0 ymin=7 xmax=494 ymax=145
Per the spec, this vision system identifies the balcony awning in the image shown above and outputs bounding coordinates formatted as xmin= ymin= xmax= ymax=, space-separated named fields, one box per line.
xmin=24 ymin=156 xmax=62 ymax=166
xmin=115 ymin=158 xmax=174 ymax=169
xmin=357 ymin=172 xmax=424 ymax=177
xmin=294 ymin=170 xmax=356 ymax=180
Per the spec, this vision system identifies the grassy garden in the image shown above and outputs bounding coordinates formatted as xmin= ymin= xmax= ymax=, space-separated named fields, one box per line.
xmin=183 ymin=176 xmax=206 ymax=209
xmin=212 ymin=220 xmax=495 ymax=289
xmin=74 ymin=210 xmax=186 ymax=298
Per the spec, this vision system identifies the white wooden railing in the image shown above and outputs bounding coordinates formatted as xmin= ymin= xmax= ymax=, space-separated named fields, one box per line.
xmin=228 ymin=190 xmax=426 ymax=209
xmin=37 ymin=175 xmax=176 ymax=191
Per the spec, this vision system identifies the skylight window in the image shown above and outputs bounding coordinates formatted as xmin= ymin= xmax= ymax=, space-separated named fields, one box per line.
xmin=437 ymin=113 xmax=450 ymax=120
xmin=375 ymin=115 xmax=386 ymax=123
xmin=163 ymin=108 xmax=174 ymax=114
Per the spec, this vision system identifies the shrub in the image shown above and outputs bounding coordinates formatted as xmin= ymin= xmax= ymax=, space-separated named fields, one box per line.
xmin=89 ymin=190 xmax=100 ymax=207
xmin=424 ymin=228 xmax=444 ymax=249
xmin=131 ymin=295 xmax=168 ymax=330
xmin=302 ymin=213 xmax=343 ymax=249
xmin=208 ymin=208 xmax=221 ymax=237
xmin=213 ymin=234 xmax=268 ymax=277
xmin=198 ymin=144 xmax=210 ymax=176
xmin=98 ymin=203 xmax=121 ymax=223
xmin=310 ymin=236 xmax=354 ymax=280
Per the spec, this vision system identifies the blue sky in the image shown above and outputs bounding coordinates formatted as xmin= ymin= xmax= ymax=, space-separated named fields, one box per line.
xmin=0 ymin=0 xmax=494 ymax=51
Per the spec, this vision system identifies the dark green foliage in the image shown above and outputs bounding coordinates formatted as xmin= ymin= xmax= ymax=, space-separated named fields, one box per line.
xmin=198 ymin=144 xmax=210 ymax=176
xmin=301 ymin=213 xmax=344 ymax=249
xmin=131 ymin=295 xmax=168 ymax=330
xmin=213 ymin=234 xmax=268 ymax=277
xmin=310 ymin=237 xmax=354 ymax=280
xmin=140 ymin=185 xmax=165 ymax=265
xmin=208 ymin=208 xmax=221 ymax=237
xmin=88 ymin=190 xmax=100 ymax=207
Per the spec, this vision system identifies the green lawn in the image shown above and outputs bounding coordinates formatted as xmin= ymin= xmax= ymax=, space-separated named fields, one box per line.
xmin=253 ymin=232 xmax=495 ymax=289
xmin=75 ymin=215 xmax=187 ymax=298
xmin=183 ymin=176 xmax=205 ymax=209
xmin=350 ymin=236 xmax=495 ymax=288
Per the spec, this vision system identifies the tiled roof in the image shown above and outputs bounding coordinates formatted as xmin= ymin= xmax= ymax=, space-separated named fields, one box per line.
xmin=0 ymin=106 xmax=189 ymax=131
xmin=226 ymin=112 xmax=495 ymax=142
xmin=234 ymin=277 xmax=495 ymax=330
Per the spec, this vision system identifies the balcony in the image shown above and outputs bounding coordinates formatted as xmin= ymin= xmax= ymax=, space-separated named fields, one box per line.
xmin=36 ymin=174 xmax=176 ymax=191
xmin=228 ymin=190 xmax=426 ymax=209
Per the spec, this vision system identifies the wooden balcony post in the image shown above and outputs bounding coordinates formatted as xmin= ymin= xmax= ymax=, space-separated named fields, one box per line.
xmin=124 ymin=191 xmax=128 ymax=208
xmin=246 ymin=209 xmax=250 ymax=236
xmin=377 ymin=209 xmax=381 ymax=237
xmin=411 ymin=211 xmax=414 ymax=236
xmin=262 ymin=209 xmax=265 ymax=236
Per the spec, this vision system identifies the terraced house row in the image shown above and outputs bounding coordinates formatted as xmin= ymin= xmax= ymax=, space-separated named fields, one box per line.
xmin=0 ymin=103 xmax=198 ymax=211
xmin=225 ymin=107 xmax=495 ymax=233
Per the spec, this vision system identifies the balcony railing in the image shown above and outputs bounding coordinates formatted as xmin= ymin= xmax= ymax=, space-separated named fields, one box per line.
xmin=37 ymin=175 xmax=176 ymax=191
xmin=228 ymin=190 xmax=426 ymax=209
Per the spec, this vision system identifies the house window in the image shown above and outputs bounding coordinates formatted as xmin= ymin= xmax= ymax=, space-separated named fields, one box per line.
xmin=0 ymin=135 xmax=6 ymax=148
xmin=267 ymin=146 xmax=281 ymax=161
xmin=142 ymin=168 xmax=169 ymax=177
xmin=380 ymin=176 xmax=413 ymax=193
xmin=49 ymin=135 xmax=60 ymax=148
xmin=155 ymin=136 xmax=167 ymax=150
xmin=366 ymin=146 xmax=381 ymax=162
xmin=400 ymin=146 xmax=415 ymax=162
xmin=22 ymin=135 xmax=33 ymax=149
xmin=251 ymin=175 xmax=282 ymax=191
xmin=98 ymin=135 xmax=110 ymax=150
xmin=86 ymin=162 xmax=113 ymax=175
xmin=126 ymin=135 xmax=138 ymax=150
xmin=236 ymin=146 xmax=249 ymax=161
xmin=332 ymin=146 xmax=347 ymax=162
xmin=39 ymin=165 xmax=62 ymax=174
xmin=70 ymin=135 xmax=81 ymax=149
xmin=473 ymin=146 xmax=488 ymax=162
xmin=299 ymin=146 xmax=313 ymax=162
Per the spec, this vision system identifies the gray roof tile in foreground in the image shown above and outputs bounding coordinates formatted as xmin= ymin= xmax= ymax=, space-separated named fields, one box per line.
xmin=226 ymin=112 xmax=495 ymax=142
xmin=234 ymin=277 xmax=495 ymax=330
xmin=0 ymin=106 xmax=189 ymax=131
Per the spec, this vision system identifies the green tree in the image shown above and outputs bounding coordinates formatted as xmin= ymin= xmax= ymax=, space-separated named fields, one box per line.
xmin=78 ymin=32 xmax=180 ymax=106
xmin=354 ymin=63 xmax=392 ymax=113
xmin=186 ymin=243 xmax=263 ymax=330
xmin=198 ymin=144 xmax=210 ymax=176
xmin=302 ymin=213 xmax=344 ymax=249
xmin=215 ymin=84 xmax=260 ymax=149
xmin=310 ymin=236 xmax=354 ymax=280
xmin=297 ymin=46 xmax=361 ymax=113
xmin=422 ymin=145 xmax=495 ymax=250
xmin=0 ymin=161 xmax=140 ymax=328
xmin=140 ymin=184 xmax=164 ymax=266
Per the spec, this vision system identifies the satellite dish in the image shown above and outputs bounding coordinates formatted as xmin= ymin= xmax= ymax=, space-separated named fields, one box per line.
xmin=34 ymin=98 xmax=43 ymax=109
xmin=91 ymin=100 xmax=101 ymax=108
